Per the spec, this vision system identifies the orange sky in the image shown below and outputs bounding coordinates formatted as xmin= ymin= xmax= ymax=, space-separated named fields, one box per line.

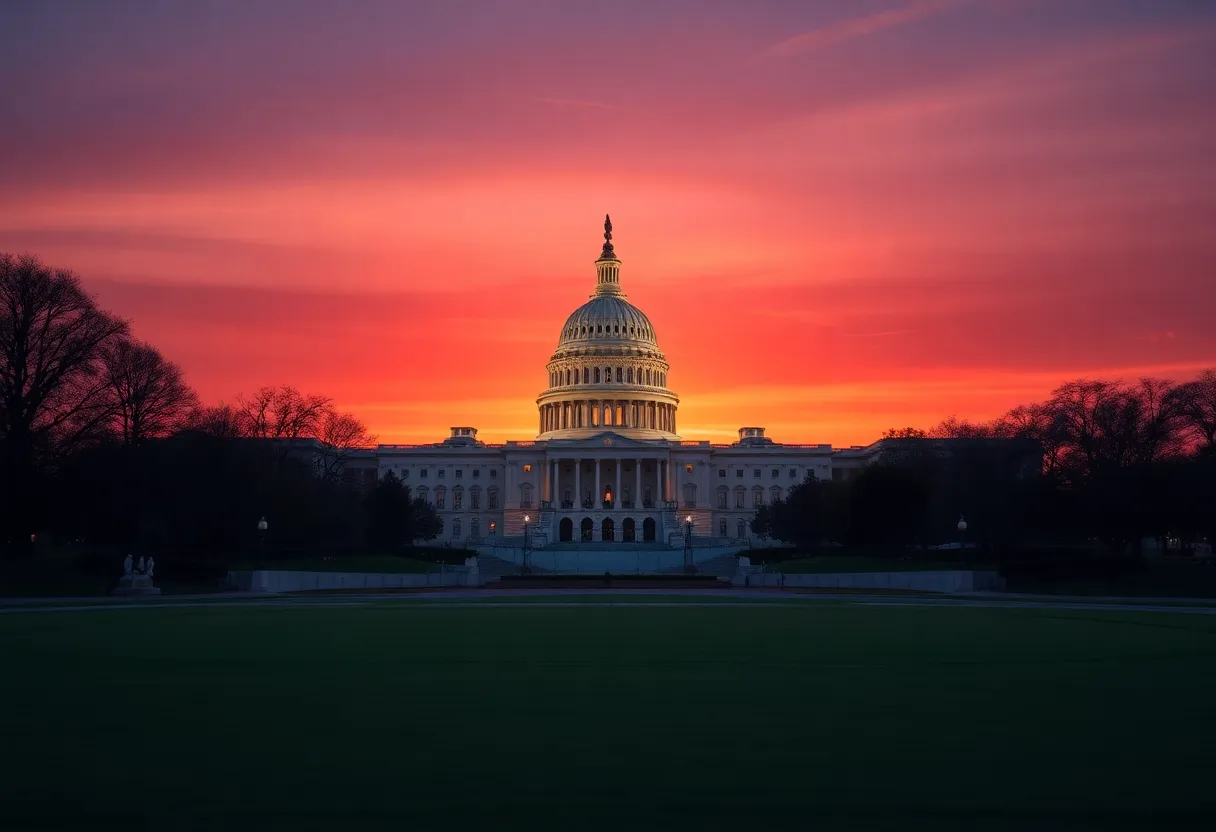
xmin=2 ymin=0 xmax=1214 ymax=446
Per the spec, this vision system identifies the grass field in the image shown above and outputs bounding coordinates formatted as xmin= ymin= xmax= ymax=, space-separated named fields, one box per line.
xmin=4 ymin=600 xmax=1215 ymax=828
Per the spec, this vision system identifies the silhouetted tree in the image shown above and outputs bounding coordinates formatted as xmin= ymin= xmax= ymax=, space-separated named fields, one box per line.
xmin=410 ymin=496 xmax=443 ymax=543
xmin=1175 ymin=369 xmax=1216 ymax=448
xmin=750 ymin=503 xmax=772 ymax=541
xmin=0 ymin=254 xmax=128 ymax=541
xmin=101 ymin=338 xmax=199 ymax=445
xmin=238 ymin=385 xmax=332 ymax=440
xmin=184 ymin=404 xmax=244 ymax=438
xmin=365 ymin=472 xmax=409 ymax=547
xmin=318 ymin=410 xmax=375 ymax=481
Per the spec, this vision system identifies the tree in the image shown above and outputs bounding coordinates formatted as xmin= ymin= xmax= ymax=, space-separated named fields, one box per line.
xmin=318 ymin=410 xmax=376 ymax=481
xmin=0 ymin=254 xmax=128 ymax=539
xmin=1175 ymin=369 xmax=1216 ymax=448
xmin=365 ymin=471 xmax=410 ymax=547
xmin=750 ymin=503 xmax=772 ymax=541
xmin=237 ymin=385 xmax=332 ymax=440
xmin=184 ymin=404 xmax=244 ymax=438
xmin=101 ymin=338 xmax=199 ymax=445
xmin=409 ymin=496 xmax=443 ymax=543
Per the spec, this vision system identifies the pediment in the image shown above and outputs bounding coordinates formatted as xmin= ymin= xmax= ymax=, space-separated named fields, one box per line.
xmin=548 ymin=431 xmax=669 ymax=449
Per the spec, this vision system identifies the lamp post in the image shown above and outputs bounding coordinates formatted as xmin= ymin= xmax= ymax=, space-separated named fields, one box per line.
xmin=257 ymin=516 xmax=268 ymax=557
xmin=684 ymin=515 xmax=694 ymax=574
xmin=957 ymin=515 xmax=968 ymax=566
xmin=522 ymin=514 xmax=531 ymax=575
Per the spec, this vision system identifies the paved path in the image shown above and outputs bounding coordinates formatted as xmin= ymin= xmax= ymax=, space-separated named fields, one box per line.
xmin=3 ymin=587 xmax=1216 ymax=616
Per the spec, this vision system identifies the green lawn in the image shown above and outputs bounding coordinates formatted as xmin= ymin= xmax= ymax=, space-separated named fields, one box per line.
xmin=3 ymin=602 xmax=1215 ymax=828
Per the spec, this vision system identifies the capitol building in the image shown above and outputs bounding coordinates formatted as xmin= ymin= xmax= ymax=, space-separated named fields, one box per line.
xmin=370 ymin=217 xmax=874 ymax=550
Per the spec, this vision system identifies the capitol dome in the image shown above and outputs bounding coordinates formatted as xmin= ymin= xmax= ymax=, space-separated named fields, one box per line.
xmin=536 ymin=216 xmax=679 ymax=440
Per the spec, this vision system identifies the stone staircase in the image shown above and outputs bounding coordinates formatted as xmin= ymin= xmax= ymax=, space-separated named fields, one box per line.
xmin=476 ymin=552 xmax=534 ymax=579
xmin=691 ymin=554 xmax=740 ymax=578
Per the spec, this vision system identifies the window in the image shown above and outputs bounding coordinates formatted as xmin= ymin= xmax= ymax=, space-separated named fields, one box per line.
xmin=789 ymin=469 xmax=797 ymax=478
xmin=753 ymin=469 xmax=761 ymax=478
xmin=583 ymin=368 xmax=589 ymax=383
xmin=627 ymin=367 xmax=634 ymax=383
xmin=616 ymin=367 xmax=623 ymax=382
xmin=685 ymin=464 xmax=693 ymax=473
xmin=719 ymin=519 xmax=728 ymax=536
xmin=683 ymin=483 xmax=697 ymax=507
xmin=520 ymin=483 xmax=533 ymax=508
xmin=435 ymin=488 xmax=446 ymax=509
xmin=471 ymin=518 xmax=479 ymax=538
xmin=452 ymin=519 xmax=461 ymax=538
xmin=523 ymin=464 xmax=532 ymax=473
xmin=471 ymin=488 xmax=480 ymax=510
xmin=772 ymin=468 xmax=779 ymax=479
xmin=490 ymin=469 xmax=497 ymax=479
xmin=595 ymin=368 xmax=600 ymax=383
xmin=455 ymin=469 xmax=463 ymax=479
xmin=438 ymin=469 xmax=445 ymax=479
xmin=473 ymin=469 xmax=480 ymax=479
xmin=770 ymin=486 xmax=782 ymax=503
xmin=488 ymin=488 xmax=498 ymax=510
xmin=417 ymin=486 xmax=429 ymax=503
xmin=737 ymin=520 xmax=746 ymax=539
xmin=402 ymin=469 xmax=409 ymax=479
xmin=735 ymin=488 xmax=745 ymax=509
xmin=753 ymin=487 xmax=764 ymax=508
xmin=718 ymin=469 xmax=726 ymax=478
xmin=421 ymin=469 xmax=428 ymax=478
xmin=736 ymin=470 xmax=743 ymax=478
xmin=718 ymin=488 xmax=728 ymax=509
xmin=489 ymin=522 xmax=496 ymax=536
xmin=453 ymin=488 xmax=463 ymax=510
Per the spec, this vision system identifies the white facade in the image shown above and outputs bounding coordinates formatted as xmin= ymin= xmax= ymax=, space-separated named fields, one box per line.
xmin=370 ymin=218 xmax=877 ymax=548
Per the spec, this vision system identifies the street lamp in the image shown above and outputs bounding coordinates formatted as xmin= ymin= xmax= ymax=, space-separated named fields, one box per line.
xmin=684 ymin=514 xmax=695 ymax=574
xmin=957 ymin=515 xmax=968 ymax=565
xmin=522 ymin=514 xmax=531 ymax=575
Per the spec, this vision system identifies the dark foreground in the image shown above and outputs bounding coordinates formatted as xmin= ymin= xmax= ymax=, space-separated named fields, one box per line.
xmin=3 ymin=599 xmax=1215 ymax=829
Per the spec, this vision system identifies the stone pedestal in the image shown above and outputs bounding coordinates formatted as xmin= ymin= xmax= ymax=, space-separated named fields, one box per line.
xmin=114 ymin=574 xmax=161 ymax=596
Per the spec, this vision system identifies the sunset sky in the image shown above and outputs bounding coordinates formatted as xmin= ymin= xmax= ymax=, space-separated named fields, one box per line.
xmin=2 ymin=0 xmax=1214 ymax=446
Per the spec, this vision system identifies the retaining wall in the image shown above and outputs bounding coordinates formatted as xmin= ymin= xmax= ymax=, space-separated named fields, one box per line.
xmin=226 ymin=570 xmax=478 ymax=593
xmin=735 ymin=570 xmax=1005 ymax=593
xmin=473 ymin=546 xmax=740 ymax=574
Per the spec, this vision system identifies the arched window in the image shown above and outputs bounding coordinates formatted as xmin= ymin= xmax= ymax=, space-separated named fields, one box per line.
xmin=417 ymin=486 xmax=429 ymax=503
xmin=753 ymin=487 xmax=764 ymax=508
xmin=646 ymin=369 xmax=652 ymax=384
xmin=488 ymin=487 xmax=499 ymax=509
xmin=734 ymin=487 xmax=746 ymax=509
xmin=604 ymin=366 xmax=611 ymax=383
xmin=616 ymin=367 xmax=623 ymax=383
xmin=583 ymin=367 xmax=589 ymax=383
xmin=683 ymin=483 xmax=697 ymax=507
xmin=717 ymin=487 xmax=728 ymax=509
xmin=435 ymin=486 xmax=446 ymax=509
xmin=520 ymin=483 xmax=533 ymax=508
xmin=594 ymin=367 xmax=600 ymax=383
xmin=770 ymin=486 xmax=782 ymax=503
xmin=627 ymin=367 xmax=633 ymax=383
xmin=565 ymin=369 xmax=571 ymax=385
xmin=453 ymin=486 xmax=463 ymax=510
xmin=452 ymin=519 xmax=462 ymax=538
xmin=470 ymin=486 xmax=481 ymax=510
xmin=737 ymin=520 xmax=747 ymax=539
xmin=719 ymin=519 xmax=728 ymax=537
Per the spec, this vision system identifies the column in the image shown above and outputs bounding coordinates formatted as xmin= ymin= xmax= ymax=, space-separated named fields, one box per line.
xmin=594 ymin=459 xmax=601 ymax=507
xmin=675 ymin=457 xmax=681 ymax=506
xmin=660 ymin=460 xmax=666 ymax=502
xmin=549 ymin=459 xmax=557 ymax=502
xmin=574 ymin=459 xmax=581 ymax=508
xmin=635 ymin=458 xmax=642 ymax=508
xmin=615 ymin=460 xmax=622 ymax=509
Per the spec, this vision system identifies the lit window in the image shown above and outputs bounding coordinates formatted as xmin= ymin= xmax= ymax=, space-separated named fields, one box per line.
xmin=685 ymin=464 xmax=693 ymax=473
xmin=489 ymin=522 xmax=497 ymax=536
xmin=523 ymin=464 xmax=532 ymax=473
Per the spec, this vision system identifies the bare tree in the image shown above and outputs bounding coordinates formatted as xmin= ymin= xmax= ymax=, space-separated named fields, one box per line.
xmin=185 ymin=404 xmax=246 ymax=439
xmin=318 ymin=410 xmax=376 ymax=480
xmin=1174 ymin=368 xmax=1216 ymax=448
xmin=101 ymin=339 xmax=199 ymax=445
xmin=237 ymin=385 xmax=332 ymax=440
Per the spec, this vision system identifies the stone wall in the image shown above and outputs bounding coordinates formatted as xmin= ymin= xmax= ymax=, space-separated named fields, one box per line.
xmin=735 ymin=569 xmax=1005 ymax=593
xmin=226 ymin=570 xmax=479 ymax=593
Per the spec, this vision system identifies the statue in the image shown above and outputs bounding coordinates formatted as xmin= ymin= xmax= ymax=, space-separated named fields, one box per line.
xmin=136 ymin=556 xmax=146 ymax=575
xmin=123 ymin=554 xmax=133 ymax=575
xmin=144 ymin=556 xmax=155 ymax=579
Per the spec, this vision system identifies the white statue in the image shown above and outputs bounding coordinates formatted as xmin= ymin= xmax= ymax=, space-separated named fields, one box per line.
xmin=144 ymin=556 xmax=155 ymax=579
xmin=137 ymin=556 xmax=146 ymax=575
xmin=123 ymin=554 xmax=133 ymax=575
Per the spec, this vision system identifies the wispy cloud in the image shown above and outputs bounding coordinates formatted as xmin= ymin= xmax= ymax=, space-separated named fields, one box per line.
xmin=534 ymin=96 xmax=625 ymax=111
xmin=764 ymin=0 xmax=963 ymax=57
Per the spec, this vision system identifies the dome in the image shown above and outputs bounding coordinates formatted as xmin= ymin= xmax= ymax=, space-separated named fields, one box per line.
xmin=558 ymin=295 xmax=657 ymax=347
